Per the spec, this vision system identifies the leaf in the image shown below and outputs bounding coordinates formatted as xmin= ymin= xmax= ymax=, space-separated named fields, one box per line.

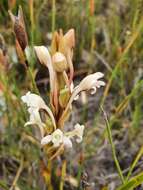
xmin=0 ymin=180 xmax=9 ymax=190
xmin=117 ymin=172 xmax=143 ymax=190
xmin=126 ymin=146 xmax=143 ymax=181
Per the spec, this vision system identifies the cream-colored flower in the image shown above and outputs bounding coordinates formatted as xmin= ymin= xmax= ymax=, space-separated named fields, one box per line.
xmin=21 ymin=91 xmax=46 ymax=109
xmin=69 ymin=72 xmax=105 ymax=105
xmin=58 ymin=72 xmax=105 ymax=125
xmin=51 ymin=129 xmax=63 ymax=147
xmin=21 ymin=91 xmax=56 ymax=128
xmin=73 ymin=123 xmax=85 ymax=143
xmin=41 ymin=129 xmax=63 ymax=147
xmin=41 ymin=129 xmax=73 ymax=148
xmin=25 ymin=107 xmax=45 ymax=127
xmin=63 ymin=136 xmax=72 ymax=148
xmin=34 ymin=46 xmax=58 ymax=111
xmin=66 ymin=123 xmax=85 ymax=143
xmin=34 ymin=46 xmax=51 ymax=66
xmin=41 ymin=123 xmax=84 ymax=148
xmin=25 ymin=107 xmax=45 ymax=137
xmin=34 ymin=46 xmax=55 ymax=94
xmin=77 ymin=72 xmax=105 ymax=94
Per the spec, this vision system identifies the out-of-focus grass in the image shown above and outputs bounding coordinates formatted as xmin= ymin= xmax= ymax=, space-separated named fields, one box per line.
xmin=0 ymin=0 xmax=143 ymax=189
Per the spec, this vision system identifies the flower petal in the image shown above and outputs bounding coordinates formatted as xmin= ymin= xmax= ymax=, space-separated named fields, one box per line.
xmin=74 ymin=123 xmax=85 ymax=143
xmin=21 ymin=91 xmax=56 ymax=129
xmin=41 ymin=135 xmax=52 ymax=145
xmin=21 ymin=91 xmax=46 ymax=108
xmin=63 ymin=136 xmax=72 ymax=148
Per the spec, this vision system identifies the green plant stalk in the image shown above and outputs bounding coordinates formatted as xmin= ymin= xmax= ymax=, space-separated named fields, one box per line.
xmin=132 ymin=88 xmax=143 ymax=128
xmin=125 ymin=146 xmax=143 ymax=181
xmin=27 ymin=67 xmax=39 ymax=94
xmin=60 ymin=160 xmax=66 ymax=190
xmin=52 ymin=0 xmax=56 ymax=34
xmin=117 ymin=172 xmax=143 ymax=190
xmin=29 ymin=0 xmax=35 ymax=46
xmin=101 ymin=17 xmax=143 ymax=105
xmin=115 ymin=80 xmax=143 ymax=115
xmin=101 ymin=107 xmax=125 ymax=184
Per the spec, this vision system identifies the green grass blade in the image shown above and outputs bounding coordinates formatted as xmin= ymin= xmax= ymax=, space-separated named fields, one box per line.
xmin=117 ymin=172 xmax=143 ymax=190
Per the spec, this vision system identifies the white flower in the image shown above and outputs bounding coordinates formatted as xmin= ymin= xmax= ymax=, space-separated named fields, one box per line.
xmin=25 ymin=107 xmax=45 ymax=137
xmin=78 ymin=72 xmax=105 ymax=94
xmin=41 ymin=129 xmax=64 ymax=147
xmin=66 ymin=123 xmax=85 ymax=143
xmin=73 ymin=123 xmax=85 ymax=143
xmin=34 ymin=46 xmax=58 ymax=111
xmin=41 ymin=123 xmax=84 ymax=148
xmin=70 ymin=72 xmax=105 ymax=105
xmin=34 ymin=46 xmax=52 ymax=67
xmin=63 ymin=136 xmax=72 ymax=148
xmin=58 ymin=72 xmax=105 ymax=125
xmin=25 ymin=107 xmax=45 ymax=127
xmin=41 ymin=129 xmax=73 ymax=148
xmin=21 ymin=91 xmax=56 ymax=129
xmin=51 ymin=129 xmax=63 ymax=147
xmin=21 ymin=91 xmax=46 ymax=109
xmin=34 ymin=46 xmax=55 ymax=94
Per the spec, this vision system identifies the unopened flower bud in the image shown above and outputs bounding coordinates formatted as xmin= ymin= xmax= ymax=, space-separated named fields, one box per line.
xmin=64 ymin=29 xmax=75 ymax=49
xmin=34 ymin=46 xmax=52 ymax=67
xmin=9 ymin=6 xmax=28 ymax=51
xmin=52 ymin=52 xmax=67 ymax=72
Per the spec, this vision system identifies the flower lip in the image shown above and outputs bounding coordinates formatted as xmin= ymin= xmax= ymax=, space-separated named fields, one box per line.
xmin=41 ymin=135 xmax=52 ymax=146
xmin=51 ymin=129 xmax=63 ymax=147
xmin=41 ymin=129 xmax=64 ymax=147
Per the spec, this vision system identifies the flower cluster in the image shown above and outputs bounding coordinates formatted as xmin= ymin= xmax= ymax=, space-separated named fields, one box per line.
xmin=21 ymin=28 xmax=105 ymax=159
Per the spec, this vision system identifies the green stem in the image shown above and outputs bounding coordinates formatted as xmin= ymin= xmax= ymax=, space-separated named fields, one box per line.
xmin=30 ymin=0 xmax=35 ymax=46
xmin=52 ymin=0 xmax=56 ymax=33
xmin=126 ymin=146 xmax=143 ymax=182
xmin=27 ymin=67 xmax=39 ymax=94
xmin=101 ymin=106 xmax=125 ymax=184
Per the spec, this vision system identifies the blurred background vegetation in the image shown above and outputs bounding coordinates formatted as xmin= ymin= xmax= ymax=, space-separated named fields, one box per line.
xmin=0 ymin=0 xmax=143 ymax=189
